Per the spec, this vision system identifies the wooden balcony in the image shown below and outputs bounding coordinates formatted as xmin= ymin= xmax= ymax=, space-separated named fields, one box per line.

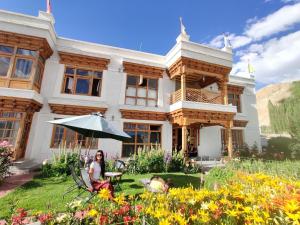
xmin=170 ymin=88 xmax=223 ymax=105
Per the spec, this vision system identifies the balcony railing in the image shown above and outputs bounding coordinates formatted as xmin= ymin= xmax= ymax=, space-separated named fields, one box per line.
xmin=170 ymin=88 xmax=223 ymax=104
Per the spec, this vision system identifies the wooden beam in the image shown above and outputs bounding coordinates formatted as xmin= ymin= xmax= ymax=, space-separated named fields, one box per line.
xmin=123 ymin=61 xmax=165 ymax=79
xmin=49 ymin=103 xmax=107 ymax=116
xmin=120 ymin=109 xmax=168 ymax=121
xmin=58 ymin=52 xmax=110 ymax=71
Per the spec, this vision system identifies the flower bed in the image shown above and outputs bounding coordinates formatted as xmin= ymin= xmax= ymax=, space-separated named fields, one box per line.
xmin=0 ymin=141 xmax=13 ymax=182
xmin=2 ymin=172 xmax=299 ymax=224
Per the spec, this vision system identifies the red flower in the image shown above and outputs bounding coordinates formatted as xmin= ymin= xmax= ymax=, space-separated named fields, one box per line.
xmin=38 ymin=213 xmax=52 ymax=223
xmin=135 ymin=204 xmax=143 ymax=213
xmin=123 ymin=216 xmax=133 ymax=225
xmin=99 ymin=215 xmax=108 ymax=225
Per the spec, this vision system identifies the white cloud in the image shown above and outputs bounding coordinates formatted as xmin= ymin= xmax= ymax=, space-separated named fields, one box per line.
xmin=232 ymin=30 xmax=300 ymax=84
xmin=209 ymin=34 xmax=252 ymax=49
xmin=209 ymin=34 xmax=223 ymax=48
xmin=245 ymin=2 xmax=300 ymax=40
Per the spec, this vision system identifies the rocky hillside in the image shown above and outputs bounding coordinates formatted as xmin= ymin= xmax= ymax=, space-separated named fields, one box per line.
xmin=256 ymin=82 xmax=292 ymax=128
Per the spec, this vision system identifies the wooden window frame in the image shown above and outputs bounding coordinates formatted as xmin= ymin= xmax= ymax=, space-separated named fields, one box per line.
xmin=228 ymin=92 xmax=242 ymax=113
xmin=50 ymin=124 xmax=98 ymax=149
xmin=61 ymin=66 xmax=103 ymax=97
xmin=0 ymin=112 xmax=22 ymax=146
xmin=125 ymin=75 xmax=158 ymax=107
xmin=0 ymin=44 xmax=45 ymax=92
xmin=221 ymin=128 xmax=244 ymax=151
xmin=122 ymin=122 xmax=162 ymax=157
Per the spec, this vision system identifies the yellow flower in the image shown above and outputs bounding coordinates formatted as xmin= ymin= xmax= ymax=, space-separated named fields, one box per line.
xmin=285 ymin=212 xmax=300 ymax=222
xmin=114 ymin=193 xmax=126 ymax=205
xmin=88 ymin=209 xmax=98 ymax=217
xmin=159 ymin=218 xmax=171 ymax=225
xmin=98 ymin=188 xmax=111 ymax=200
xmin=284 ymin=200 xmax=299 ymax=213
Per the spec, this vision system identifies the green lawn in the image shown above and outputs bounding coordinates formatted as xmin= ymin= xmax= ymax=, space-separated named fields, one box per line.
xmin=0 ymin=172 xmax=201 ymax=219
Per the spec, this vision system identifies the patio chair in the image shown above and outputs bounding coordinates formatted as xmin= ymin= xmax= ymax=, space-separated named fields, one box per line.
xmin=62 ymin=166 xmax=98 ymax=203
xmin=62 ymin=165 xmax=85 ymax=199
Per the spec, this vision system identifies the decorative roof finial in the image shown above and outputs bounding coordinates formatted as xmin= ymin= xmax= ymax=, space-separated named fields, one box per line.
xmin=223 ymin=33 xmax=232 ymax=49
xmin=176 ymin=17 xmax=190 ymax=43
xmin=179 ymin=17 xmax=187 ymax=35
xmin=46 ymin=0 xmax=52 ymax=14
xmin=222 ymin=33 xmax=232 ymax=53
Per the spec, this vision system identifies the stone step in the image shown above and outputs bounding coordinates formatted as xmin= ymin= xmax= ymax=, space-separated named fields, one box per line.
xmin=9 ymin=159 xmax=41 ymax=175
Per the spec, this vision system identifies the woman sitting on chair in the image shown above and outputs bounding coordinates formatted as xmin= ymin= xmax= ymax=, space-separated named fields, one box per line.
xmin=89 ymin=150 xmax=114 ymax=199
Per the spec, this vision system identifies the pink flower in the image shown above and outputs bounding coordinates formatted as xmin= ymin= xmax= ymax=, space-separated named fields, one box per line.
xmin=74 ymin=210 xmax=87 ymax=220
xmin=0 ymin=220 xmax=7 ymax=225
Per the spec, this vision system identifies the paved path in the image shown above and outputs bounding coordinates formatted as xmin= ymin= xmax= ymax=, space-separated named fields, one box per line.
xmin=0 ymin=173 xmax=35 ymax=198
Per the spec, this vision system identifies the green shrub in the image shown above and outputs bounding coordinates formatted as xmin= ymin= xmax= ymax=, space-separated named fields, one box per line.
xmin=165 ymin=150 xmax=184 ymax=172
xmin=204 ymin=167 xmax=234 ymax=189
xmin=127 ymin=146 xmax=165 ymax=174
xmin=0 ymin=141 xmax=13 ymax=182
xmin=41 ymin=144 xmax=81 ymax=177
xmin=127 ymin=147 xmax=186 ymax=174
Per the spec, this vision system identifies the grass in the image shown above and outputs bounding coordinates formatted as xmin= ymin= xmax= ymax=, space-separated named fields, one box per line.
xmin=0 ymin=172 xmax=201 ymax=219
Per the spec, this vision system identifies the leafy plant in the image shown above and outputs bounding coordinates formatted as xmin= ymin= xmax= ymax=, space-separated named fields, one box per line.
xmin=0 ymin=141 xmax=13 ymax=182
xmin=41 ymin=143 xmax=81 ymax=177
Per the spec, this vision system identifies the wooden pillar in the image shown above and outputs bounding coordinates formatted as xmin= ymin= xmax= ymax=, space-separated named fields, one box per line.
xmin=223 ymin=82 xmax=228 ymax=105
xmin=182 ymin=124 xmax=188 ymax=154
xmin=14 ymin=112 xmax=27 ymax=159
xmin=181 ymin=74 xmax=186 ymax=101
xmin=227 ymin=120 xmax=233 ymax=159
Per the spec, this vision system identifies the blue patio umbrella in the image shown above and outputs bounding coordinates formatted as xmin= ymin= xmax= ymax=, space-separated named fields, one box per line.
xmin=48 ymin=112 xmax=131 ymax=142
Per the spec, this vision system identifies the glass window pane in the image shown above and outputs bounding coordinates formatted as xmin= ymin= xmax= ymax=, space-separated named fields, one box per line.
xmin=127 ymin=76 xmax=137 ymax=86
xmin=64 ymin=76 xmax=74 ymax=93
xmin=92 ymin=79 xmax=101 ymax=96
xmin=150 ymin=132 xmax=160 ymax=144
xmin=150 ymin=125 xmax=160 ymax=131
xmin=0 ymin=56 xmax=11 ymax=76
xmin=94 ymin=71 xmax=102 ymax=78
xmin=126 ymin=87 xmax=136 ymax=97
xmin=138 ymin=78 xmax=147 ymax=87
xmin=137 ymin=88 xmax=146 ymax=97
xmin=149 ymin=79 xmax=157 ymax=89
xmin=125 ymin=97 xmax=135 ymax=105
xmin=65 ymin=67 xmax=74 ymax=75
xmin=137 ymin=124 xmax=148 ymax=130
xmin=137 ymin=98 xmax=146 ymax=106
xmin=122 ymin=145 xmax=135 ymax=157
xmin=148 ymin=100 xmax=156 ymax=107
xmin=17 ymin=48 xmax=37 ymax=57
xmin=136 ymin=131 xmax=149 ymax=143
xmin=76 ymin=69 xmax=91 ymax=76
xmin=75 ymin=79 xmax=89 ymax=94
xmin=34 ymin=63 xmax=43 ymax=85
xmin=13 ymin=58 xmax=33 ymax=79
xmin=0 ymin=45 xmax=14 ymax=54
xmin=148 ymin=89 xmax=157 ymax=99
xmin=123 ymin=130 xmax=136 ymax=143
xmin=124 ymin=123 xmax=136 ymax=130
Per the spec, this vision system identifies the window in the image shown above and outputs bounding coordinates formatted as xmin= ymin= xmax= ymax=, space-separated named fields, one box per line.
xmin=62 ymin=67 xmax=102 ymax=96
xmin=125 ymin=75 xmax=158 ymax=107
xmin=228 ymin=93 xmax=241 ymax=113
xmin=122 ymin=123 xmax=161 ymax=157
xmin=51 ymin=124 xmax=98 ymax=148
xmin=0 ymin=44 xmax=45 ymax=87
xmin=221 ymin=129 xmax=244 ymax=150
xmin=0 ymin=112 xmax=22 ymax=146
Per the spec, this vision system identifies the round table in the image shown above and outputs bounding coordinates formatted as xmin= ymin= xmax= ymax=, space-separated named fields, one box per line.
xmin=104 ymin=172 xmax=122 ymax=190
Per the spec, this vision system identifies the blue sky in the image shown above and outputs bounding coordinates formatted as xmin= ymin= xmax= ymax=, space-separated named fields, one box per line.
xmin=0 ymin=0 xmax=299 ymax=89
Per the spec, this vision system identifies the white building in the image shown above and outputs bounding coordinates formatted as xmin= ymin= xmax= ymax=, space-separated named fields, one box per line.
xmin=0 ymin=9 xmax=261 ymax=163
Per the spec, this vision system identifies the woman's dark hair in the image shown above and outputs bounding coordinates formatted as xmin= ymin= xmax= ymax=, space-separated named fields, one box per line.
xmin=94 ymin=150 xmax=105 ymax=178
